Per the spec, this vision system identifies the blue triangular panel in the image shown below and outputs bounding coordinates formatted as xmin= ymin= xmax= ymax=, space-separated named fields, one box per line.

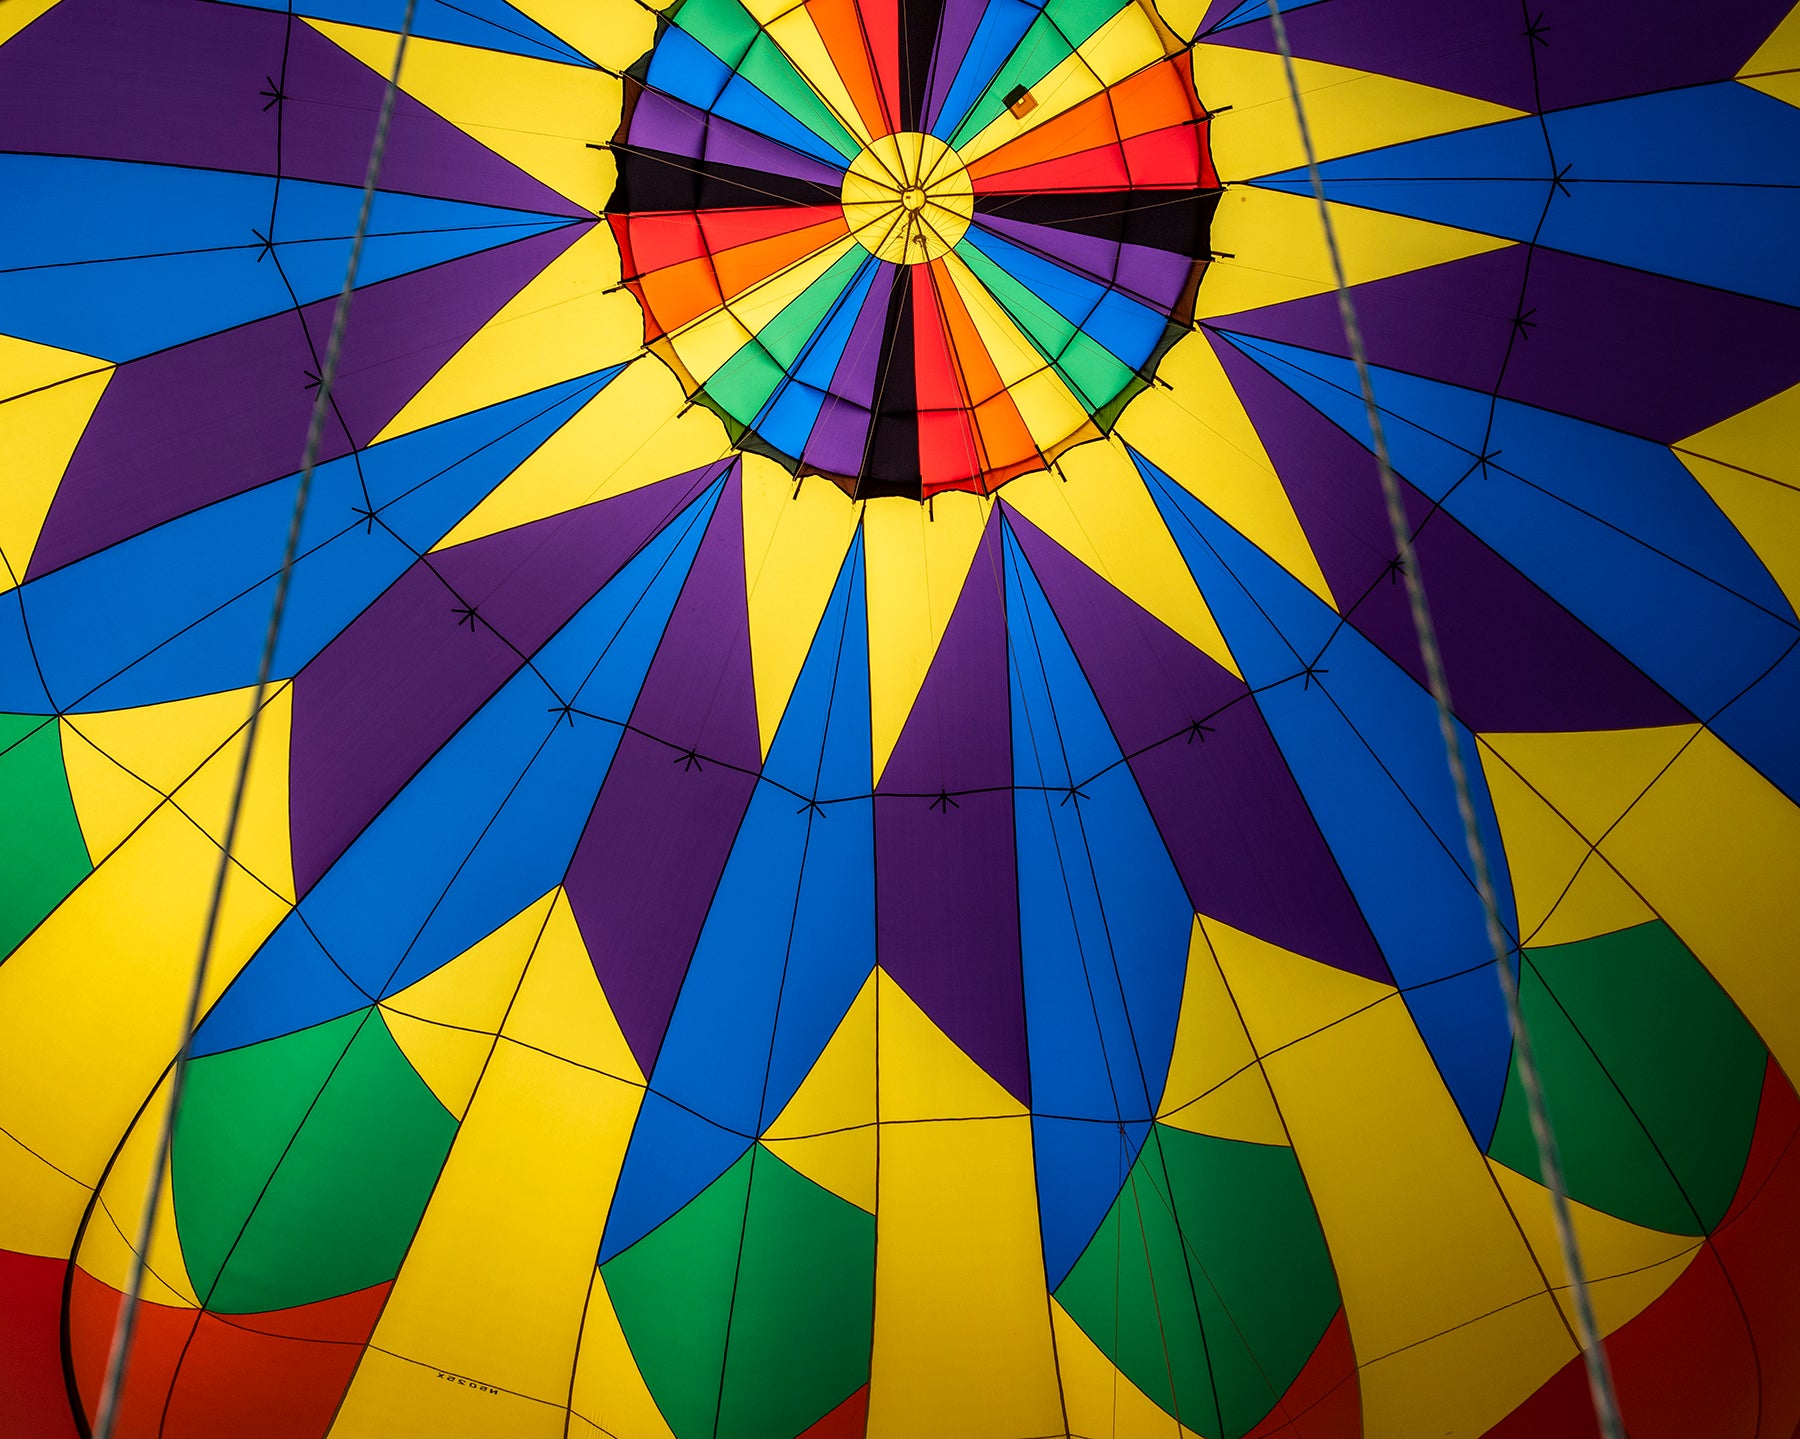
xmin=0 ymin=156 xmax=576 ymax=359
xmin=1217 ymin=332 xmax=1800 ymax=730
xmin=225 ymin=0 xmax=593 ymax=65
xmin=1003 ymin=521 xmax=1193 ymax=1283
xmin=196 ymin=479 xmax=720 ymax=1054
xmin=1136 ymin=448 xmax=1518 ymax=1143
xmin=602 ymin=538 xmax=876 ymax=1260
xmin=8 ymin=369 xmax=620 ymax=713
xmin=1256 ymin=84 xmax=1800 ymax=303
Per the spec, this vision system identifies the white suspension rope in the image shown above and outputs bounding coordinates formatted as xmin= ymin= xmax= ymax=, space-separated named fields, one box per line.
xmin=1256 ymin=6 xmax=1626 ymax=1437
xmin=91 ymin=5 xmax=420 ymax=1433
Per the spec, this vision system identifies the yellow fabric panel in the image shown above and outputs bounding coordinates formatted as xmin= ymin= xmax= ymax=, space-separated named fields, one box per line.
xmin=327 ymin=1347 xmax=568 ymax=1439
xmin=957 ymin=3 xmax=1169 ymax=165
xmin=1676 ymin=383 xmax=1800 ymax=608
xmin=866 ymin=972 xmax=1058 ymax=1435
xmin=876 ymin=968 xmax=1026 ymax=1123
xmin=376 ymin=226 xmax=636 ymax=443
xmin=60 ymin=682 xmax=295 ymax=898
xmin=1740 ymin=6 xmax=1800 ymax=103
xmin=764 ymin=10 xmax=873 ymax=146
xmin=741 ymin=453 xmax=863 ymax=757
xmin=508 ymin=0 xmax=656 ymax=70
xmin=1224 ymin=959 xmax=1573 ymax=1437
xmin=1199 ymin=913 xmax=1392 ymax=1051
xmin=1483 ymin=725 xmax=1698 ymax=842
xmin=1355 ymin=1294 xmax=1572 ymax=1439
xmin=0 ymin=1123 xmax=91 ymax=1260
xmin=570 ymin=1270 xmax=680 ymax=1439
xmin=503 ymin=891 xmax=644 ymax=1083
xmin=59 ymin=717 xmax=164 ymax=864
xmin=378 ymin=1010 xmax=495 ymax=1120
xmin=0 ymin=367 xmax=110 ymax=590
xmin=1479 ymin=738 xmax=1655 ymax=947
xmin=0 ymin=0 xmax=63 ymax=45
xmin=1003 ymin=443 xmax=1238 ymax=676
xmin=0 ymin=804 xmax=287 ymax=1188
xmin=862 ymin=490 xmax=993 ymax=781
xmin=1005 ymin=369 xmax=1099 ymax=454
xmin=435 ymin=359 xmax=732 ymax=548
xmin=1487 ymin=727 xmax=1800 ymax=1086
xmin=1681 ymin=378 xmax=1800 ymax=484
xmin=764 ymin=972 xmax=877 ymax=1211
xmin=1163 ymin=1067 xmax=1287 ymax=1146
xmin=311 ymin=21 xmax=619 ymax=212
xmin=1488 ymin=1160 xmax=1702 ymax=1337
xmin=1199 ymin=185 xmax=1514 ymax=318
xmin=1679 ymin=452 xmax=1800 ymax=612
xmin=64 ymin=684 xmax=297 ymax=902
xmin=1159 ymin=916 xmax=1285 ymax=1143
xmin=76 ymin=1071 xmax=197 ymax=1305
xmin=160 ymin=683 xmax=296 ymax=904
xmin=1193 ymin=44 xmax=1523 ymax=182
xmin=0 ymin=332 xmax=103 ymax=397
xmin=343 ymin=1043 xmax=641 ymax=1412
xmin=869 ymin=1116 xmax=1060 ymax=1438
xmin=386 ymin=891 xmax=555 ymax=1033
xmin=1051 ymin=1298 xmax=1199 ymax=1439
xmin=1115 ymin=328 xmax=1335 ymax=605
xmin=869 ymin=1112 xmax=1060 ymax=1437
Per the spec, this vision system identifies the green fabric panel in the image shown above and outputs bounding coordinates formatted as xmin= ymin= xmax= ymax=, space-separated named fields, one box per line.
xmin=716 ymin=1147 xmax=874 ymax=1439
xmin=177 ymin=1010 xmax=459 ymax=1313
xmin=175 ymin=1012 xmax=367 ymax=1304
xmin=673 ymin=0 xmax=859 ymax=160
xmin=954 ymin=239 xmax=1135 ymax=409
xmin=603 ymin=1146 xmax=874 ymax=1439
xmin=738 ymin=35 xmax=861 ymax=161
xmin=707 ymin=246 xmax=866 ymax=423
xmin=0 ymin=714 xmax=92 ymax=959
xmin=602 ymin=1148 xmax=746 ymax=1439
xmin=1055 ymin=1126 xmax=1339 ymax=1439
xmin=947 ymin=0 xmax=1122 ymax=147
xmin=669 ymin=0 xmax=760 ymax=67
xmin=1488 ymin=921 xmax=1766 ymax=1235
xmin=708 ymin=344 xmax=789 ymax=429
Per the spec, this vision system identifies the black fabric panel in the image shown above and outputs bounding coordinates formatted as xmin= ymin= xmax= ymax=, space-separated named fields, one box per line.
xmin=901 ymin=0 xmax=951 ymax=130
xmin=857 ymin=268 xmax=923 ymax=499
xmin=612 ymin=147 xmax=841 ymax=211
xmin=975 ymin=187 xmax=1223 ymax=254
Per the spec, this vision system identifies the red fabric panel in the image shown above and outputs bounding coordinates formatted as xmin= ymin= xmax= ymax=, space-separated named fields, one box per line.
xmin=0 ymin=1250 xmax=81 ymax=1439
xmin=1243 ymin=1308 xmax=1363 ymax=1439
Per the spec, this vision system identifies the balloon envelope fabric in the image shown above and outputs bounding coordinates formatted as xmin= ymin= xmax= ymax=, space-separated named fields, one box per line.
xmin=2 ymin=1 xmax=1800 ymax=1437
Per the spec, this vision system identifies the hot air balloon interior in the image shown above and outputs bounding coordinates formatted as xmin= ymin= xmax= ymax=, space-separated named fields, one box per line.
xmin=2 ymin=0 xmax=1799 ymax=1436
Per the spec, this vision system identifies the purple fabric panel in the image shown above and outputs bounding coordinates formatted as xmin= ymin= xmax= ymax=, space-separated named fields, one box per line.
xmin=1209 ymin=0 xmax=1790 ymax=113
xmin=0 ymin=0 xmax=580 ymax=214
xmin=923 ymin=0 xmax=990 ymax=130
xmin=1209 ymin=333 xmax=1690 ymax=733
xmin=286 ymin=461 xmax=725 ymax=895
xmin=826 ymin=261 xmax=893 ymax=409
xmin=1005 ymin=507 xmax=1392 ymax=983
xmin=28 ymin=225 xmax=582 ymax=579
xmin=801 ymin=394 xmax=875 ymax=476
xmin=975 ymin=215 xmax=1192 ymax=311
xmin=628 ymin=87 xmax=847 ymax=187
xmin=564 ymin=473 xmax=763 ymax=1071
xmin=1212 ymin=245 xmax=1800 ymax=445
xmin=875 ymin=516 xmax=1030 ymax=1103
